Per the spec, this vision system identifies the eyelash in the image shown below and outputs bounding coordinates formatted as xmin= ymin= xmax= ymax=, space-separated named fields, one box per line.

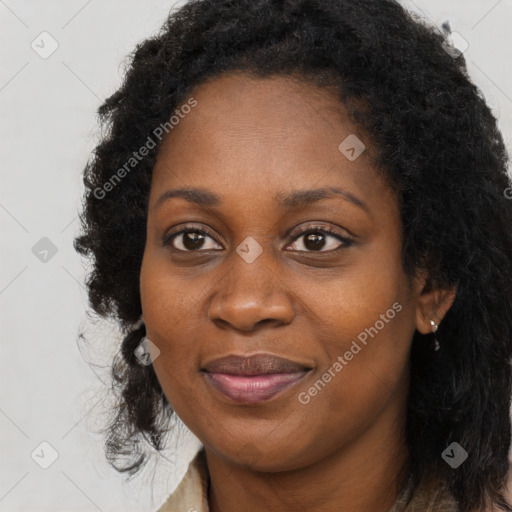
xmin=163 ymin=224 xmax=353 ymax=252
xmin=291 ymin=225 xmax=353 ymax=248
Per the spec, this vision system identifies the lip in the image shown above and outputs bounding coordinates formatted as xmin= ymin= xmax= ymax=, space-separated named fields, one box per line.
xmin=202 ymin=353 xmax=311 ymax=375
xmin=201 ymin=353 xmax=312 ymax=404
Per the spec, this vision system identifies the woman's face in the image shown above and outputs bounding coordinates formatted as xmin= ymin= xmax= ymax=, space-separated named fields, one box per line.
xmin=140 ymin=73 xmax=426 ymax=471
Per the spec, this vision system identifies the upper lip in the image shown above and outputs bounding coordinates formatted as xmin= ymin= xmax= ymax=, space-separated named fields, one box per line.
xmin=202 ymin=353 xmax=312 ymax=375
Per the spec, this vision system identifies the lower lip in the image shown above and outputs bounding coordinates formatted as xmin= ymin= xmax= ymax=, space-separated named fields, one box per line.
xmin=204 ymin=371 xmax=309 ymax=404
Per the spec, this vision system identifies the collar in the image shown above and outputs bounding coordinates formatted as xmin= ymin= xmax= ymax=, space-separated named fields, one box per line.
xmin=157 ymin=448 xmax=210 ymax=512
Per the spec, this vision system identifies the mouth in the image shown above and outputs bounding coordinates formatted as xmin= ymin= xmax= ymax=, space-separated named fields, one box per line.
xmin=201 ymin=353 xmax=313 ymax=404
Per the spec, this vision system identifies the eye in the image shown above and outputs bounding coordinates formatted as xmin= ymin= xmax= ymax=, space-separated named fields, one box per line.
xmin=287 ymin=226 xmax=353 ymax=252
xmin=163 ymin=226 xmax=222 ymax=252
xmin=163 ymin=224 xmax=353 ymax=253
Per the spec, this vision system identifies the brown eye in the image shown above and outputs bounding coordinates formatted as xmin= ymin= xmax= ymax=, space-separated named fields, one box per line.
xmin=287 ymin=227 xmax=353 ymax=252
xmin=165 ymin=228 xmax=223 ymax=252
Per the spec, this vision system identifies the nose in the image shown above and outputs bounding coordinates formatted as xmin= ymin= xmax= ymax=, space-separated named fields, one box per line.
xmin=208 ymin=249 xmax=295 ymax=332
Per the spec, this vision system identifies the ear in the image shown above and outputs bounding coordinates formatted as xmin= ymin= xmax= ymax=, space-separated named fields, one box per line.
xmin=413 ymin=272 xmax=457 ymax=335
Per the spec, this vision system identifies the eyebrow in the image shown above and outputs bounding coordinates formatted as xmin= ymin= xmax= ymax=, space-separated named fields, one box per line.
xmin=155 ymin=186 xmax=369 ymax=212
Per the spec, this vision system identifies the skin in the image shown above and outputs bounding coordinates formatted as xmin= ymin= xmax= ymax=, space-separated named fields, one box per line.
xmin=139 ymin=73 xmax=455 ymax=512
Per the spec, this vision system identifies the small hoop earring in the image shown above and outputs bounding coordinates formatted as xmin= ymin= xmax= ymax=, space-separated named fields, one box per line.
xmin=430 ymin=319 xmax=440 ymax=351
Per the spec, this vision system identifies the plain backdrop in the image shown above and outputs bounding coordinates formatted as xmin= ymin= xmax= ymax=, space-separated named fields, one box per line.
xmin=1 ymin=1 xmax=511 ymax=511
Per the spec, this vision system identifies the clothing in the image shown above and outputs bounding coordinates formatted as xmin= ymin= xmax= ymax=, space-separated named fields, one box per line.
xmin=157 ymin=448 xmax=458 ymax=512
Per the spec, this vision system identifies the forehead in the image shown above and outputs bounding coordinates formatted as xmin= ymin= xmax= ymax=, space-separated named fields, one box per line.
xmin=167 ymin=72 xmax=350 ymax=143
xmin=150 ymin=72 xmax=388 ymax=213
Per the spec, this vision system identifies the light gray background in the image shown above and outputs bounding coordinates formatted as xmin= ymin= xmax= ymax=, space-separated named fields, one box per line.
xmin=1 ymin=1 xmax=511 ymax=511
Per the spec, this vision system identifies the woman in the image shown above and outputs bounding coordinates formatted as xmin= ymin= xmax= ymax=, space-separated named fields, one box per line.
xmin=74 ymin=0 xmax=512 ymax=510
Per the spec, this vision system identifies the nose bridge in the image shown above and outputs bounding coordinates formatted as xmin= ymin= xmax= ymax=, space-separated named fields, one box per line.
xmin=208 ymin=244 xmax=294 ymax=330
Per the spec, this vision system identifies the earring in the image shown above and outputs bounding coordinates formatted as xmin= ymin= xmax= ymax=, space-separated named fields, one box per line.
xmin=430 ymin=319 xmax=440 ymax=351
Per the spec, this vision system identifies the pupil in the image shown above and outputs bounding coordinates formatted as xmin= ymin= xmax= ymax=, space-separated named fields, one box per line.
xmin=184 ymin=232 xmax=205 ymax=250
xmin=304 ymin=233 xmax=325 ymax=251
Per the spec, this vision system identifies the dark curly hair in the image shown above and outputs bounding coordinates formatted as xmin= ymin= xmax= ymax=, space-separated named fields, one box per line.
xmin=73 ymin=0 xmax=512 ymax=510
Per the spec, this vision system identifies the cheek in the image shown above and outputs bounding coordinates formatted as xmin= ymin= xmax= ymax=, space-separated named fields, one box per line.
xmin=139 ymin=252 xmax=204 ymax=388
xmin=297 ymin=249 xmax=414 ymax=419
xmin=140 ymin=247 xmax=204 ymax=337
xmin=308 ymin=243 xmax=413 ymax=355
xmin=289 ymin=295 xmax=412 ymax=463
